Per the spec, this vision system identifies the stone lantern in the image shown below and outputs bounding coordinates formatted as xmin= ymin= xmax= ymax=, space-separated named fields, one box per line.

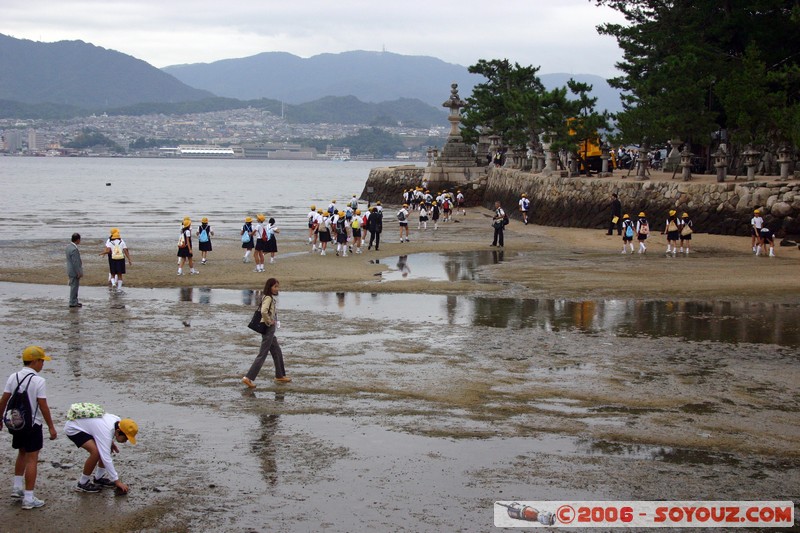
xmin=680 ymin=146 xmax=693 ymax=181
xmin=777 ymin=145 xmax=793 ymax=181
xmin=534 ymin=146 xmax=546 ymax=173
xmin=743 ymin=147 xmax=761 ymax=181
xmin=426 ymin=147 xmax=434 ymax=167
xmin=476 ymin=134 xmax=491 ymax=167
xmin=712 ymin=147 xmax=727 ymax=182
xmin=600 ymin=142 xmax=612 ymax=176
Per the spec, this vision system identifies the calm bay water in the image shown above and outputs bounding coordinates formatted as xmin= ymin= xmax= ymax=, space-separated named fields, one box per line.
xmin=0 ymin=157 xmax=382 ymax=241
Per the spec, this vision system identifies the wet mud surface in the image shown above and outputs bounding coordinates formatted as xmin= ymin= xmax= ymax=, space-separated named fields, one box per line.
xmin=0 ymin=282 xmax=798 ymax=531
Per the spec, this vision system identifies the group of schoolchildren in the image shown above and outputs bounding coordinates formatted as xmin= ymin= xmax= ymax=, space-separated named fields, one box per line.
xmin=306 ymin=196 xmax=383 ymax=256
xmin=176 ymin=216 xmax=215 ymax=276
xmin=400 ymin=188 xmax=465 ymax=231
xmin=750 ymin=208 xmax=777 ymax=257
xmin=239 ymin=214 xmax=279 ymax=272
xmin=619 ymin=210 xmax=695 ymax=255
xmin=1 ymin=346 xmax=138 ymax=511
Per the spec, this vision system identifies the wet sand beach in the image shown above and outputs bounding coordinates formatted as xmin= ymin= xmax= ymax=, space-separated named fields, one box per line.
xmin=1 ymin=178 xmax=799 ymax=531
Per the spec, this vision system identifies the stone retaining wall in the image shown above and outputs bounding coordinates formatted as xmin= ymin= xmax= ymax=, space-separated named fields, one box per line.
xmin=362 ymin=166 xmax=800 ymax=235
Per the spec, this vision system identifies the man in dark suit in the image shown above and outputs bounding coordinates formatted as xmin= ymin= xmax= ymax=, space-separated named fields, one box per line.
xmin=607 ymin=193 xmax=622 ymax=235
xmin=66 ymin=233 xmax=83 ymax=308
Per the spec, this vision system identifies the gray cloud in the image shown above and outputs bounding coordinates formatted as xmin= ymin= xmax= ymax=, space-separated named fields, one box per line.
xmin=1 ymin=0 xmax=626 ymax=75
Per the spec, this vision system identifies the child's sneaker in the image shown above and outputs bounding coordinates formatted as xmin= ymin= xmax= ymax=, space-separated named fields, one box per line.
xmin=21 ymin=496 xmax=45 ymax=509
xmin=92 ymin=476 xmax=117 ymax=489
xmin=74 ymin=480 xmax=102 ymax=493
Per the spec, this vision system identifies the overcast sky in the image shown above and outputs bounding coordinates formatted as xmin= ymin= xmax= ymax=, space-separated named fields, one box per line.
xmin=2 ymin=0 xmax=627 ymax=76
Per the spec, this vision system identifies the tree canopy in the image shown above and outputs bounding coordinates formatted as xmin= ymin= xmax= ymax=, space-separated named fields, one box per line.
xmin=460 ymin=59 xmax=608 ymax=171
xmin=595 ymin=0 xmax=800 ymax=154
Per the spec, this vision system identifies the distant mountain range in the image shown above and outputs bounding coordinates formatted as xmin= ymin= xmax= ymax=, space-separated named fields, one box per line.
xmin=0 ymin=33 xmax=212 ymax=109
xmin=164 ymin=50 xmax=623 ymax=113
xmin=0 ymin=33 xmax=622 ymax=123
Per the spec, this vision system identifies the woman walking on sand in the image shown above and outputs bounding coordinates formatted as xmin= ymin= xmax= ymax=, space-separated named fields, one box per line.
xmin=197 ymin=217 xmax=214 ymax=265
xmin=242 ymin=277 xmax=290 ymax=388
xmin=241 ymin=216 xmax=254 ymax=263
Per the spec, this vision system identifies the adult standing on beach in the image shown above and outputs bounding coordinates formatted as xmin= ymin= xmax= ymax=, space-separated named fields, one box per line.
xmin=177 ymin=218 xmax=198 ymax=275
xmin=66 ymin=233 xmax=83 ymax=308
xmin=242 ymin=278 xmax=290 ymax=388
xmin=241 ymin=216 xmax=254 ymax=263
xmin=608 ymin=193 xmax=622 ymax=235
xmin=367 ymin=207 xmax=382 ymax=251
xmin=0 ymin=346 xmax=58 ymax=510
xmin=100 ymin=228 xmax=131 ymax=292
xmin=197 ymin=217 xmax=213 ymax=265
xmin=491 ymin=201 xmax=506 ymax=247
xmin=265 ymin=217 xmax=279 ymax=264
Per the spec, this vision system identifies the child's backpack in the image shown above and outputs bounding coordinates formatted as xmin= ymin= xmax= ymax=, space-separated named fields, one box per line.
xmin=625 ymin=223 xmax=634 ymax=238
xmin=3 ymin=373 xmax=38 ymax=433
xmin=199 ymin=227 xmax=209 ymax=243
xmin=178 ymin=232 xmax=187 ymax=248
xmin=397 ymin=210 xmax=406 ymax=222
xmin=111 ymin=240 xmax=125 ymax=259
xmin=640 ymin=221 xmax=650 ymax=235
xmin=351 ymin=217 xmax=361 ymax=229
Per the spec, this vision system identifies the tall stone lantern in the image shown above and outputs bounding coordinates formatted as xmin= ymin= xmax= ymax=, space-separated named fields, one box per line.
xmin=743 ymin=147 xmax=761 ymax=181
xmin=777 ymin=145 xmax=793 ymax=181
xmin=680 ymin=146 xmax=693 ymax=181
xmin=712 ymin=146 xmax=728 ymax=183
xmin=600 ymin=142 xmax=612 ymax=176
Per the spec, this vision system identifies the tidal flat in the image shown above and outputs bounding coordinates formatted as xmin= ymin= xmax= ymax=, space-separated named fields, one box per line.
xmin=0 ymin=282 xmax=798 ymax=532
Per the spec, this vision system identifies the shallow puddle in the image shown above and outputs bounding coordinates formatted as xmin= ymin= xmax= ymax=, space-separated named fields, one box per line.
xmin=381 ymin=250 xmax=516 ymax=281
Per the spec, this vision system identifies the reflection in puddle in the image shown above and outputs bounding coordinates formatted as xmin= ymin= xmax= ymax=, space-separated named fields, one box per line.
xmin=1 ymin=282 xmax=798 ymax=347
xmin=580 ymin=439 xmax=745 ymax=467
xmin=382 ymin=250 xmax=514 ymax=281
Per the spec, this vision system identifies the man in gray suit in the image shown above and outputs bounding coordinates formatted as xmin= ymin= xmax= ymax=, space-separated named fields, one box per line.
xmin=66 ymin=233 xmax=83 ymax=308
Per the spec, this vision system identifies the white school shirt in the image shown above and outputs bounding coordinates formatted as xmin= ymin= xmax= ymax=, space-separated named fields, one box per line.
xmin=105 ymin=238 xmax=128 ymax=250
xmin=64 ymin=413 xmax=123 ymax=482
xmin=307 ymin=210 xmax=317 ymax=224
xmin=751 ymin=216 xmax=763 ymax=230
xmin=253 ymin=222 xmax=266 ymax=240
xmin=3 ymin=368 xmax=46 ymax=426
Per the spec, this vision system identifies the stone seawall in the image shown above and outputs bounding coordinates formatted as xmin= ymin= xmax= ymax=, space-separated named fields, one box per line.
xmin=484 ymin=168 xmax=800 ymax=236
xmin=363 ymin=166 xmax=800 ymax=235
